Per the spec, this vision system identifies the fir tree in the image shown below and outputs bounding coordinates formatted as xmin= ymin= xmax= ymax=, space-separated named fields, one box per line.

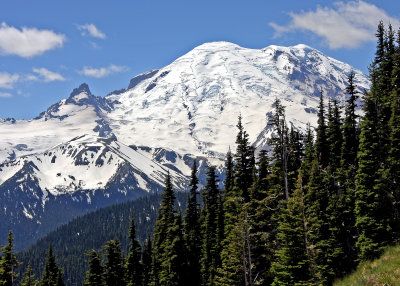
xmin=21 ymin=262 xmax=38 ymax=286
xmin=271 ymin=188 xmax=311 ymax=286
xmin=151 ymin=173 xmax=176 ymax=286
xmin=125 ymin=213 xmax=142 ymax=286
xmin=224 ymin=149 xmax=234 ymax=197
xmin=103 ymin=239 xmax=125 ymax=286
xmin=234 ymin=115 xmax=255 ymax=202
xmin=342 ymin=70 xmax=359 ymax=168
xmin=40 ymin=244 xmax=64 ymax=286
xmin=201 ymin=166 xmax=223 ymax=286
xmin=141 ymin=236 xmax=152 ymax=286
xmin=327 ymin=99 xmax=342 ymax=172
xmin=315 ymin=91 xmax=329 ymax=168
xmin=355 ymin=93 xmax=393 ymax=260
xmin=183 ymin=161 xmax=201 ymax=286
xmin=0 ymin=231 xmax=19 ymax=286
xmin=268 ymin=99 xmax=290 ymax=200
xmin=84 ymin=250 xmax=104 ymax=286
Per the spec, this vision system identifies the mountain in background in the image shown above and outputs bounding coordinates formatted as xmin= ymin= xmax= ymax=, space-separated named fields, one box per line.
xmin=0 ymin=41 xmax=370 ymax=249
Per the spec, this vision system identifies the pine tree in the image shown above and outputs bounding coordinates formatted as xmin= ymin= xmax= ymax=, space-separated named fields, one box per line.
xmin=234 ymin=115 xmax=255 ymax=202
xmin=141 ymin=236 xmax=152 ymax=286
xmin=315 ymin=91 xmax=329 ymax=168
xmin=355 ymin=92 xmax=393 ymax=261
xmin=342 ymin=70 xmax=359 ymax=168
xmin=151 ymin=173 xmax=176 ymax=286
xmin=327 ymin=99 xmax=342 ymax=172
xmin=159 ymin=209 xmax=185 ymax=286
xmin=40 ymin=244 xmax=64 ymax=286
xmin=21 ymin=262 xmax=38 ymax=286
xmin=183 ymin=161 xmax=201 ymax=286
xmin=103 ymin=239 xmax=125 ymax=286
xmin=125 ymin=213 xmax=142 ymax=286
xmin=224 ymin=149 xmax=234 ymax=197
xmin=271 ymin=188 xmax=311 ymax=285
xmin=84 ymin=250 xmax=104 ymax=286
xmin=268 ymin=99 xmax=290 ymax=200
xmin=201 ymin=166 xmax=223 ymax=286
xmin=0 ymin=231 xmax=19 ymax=286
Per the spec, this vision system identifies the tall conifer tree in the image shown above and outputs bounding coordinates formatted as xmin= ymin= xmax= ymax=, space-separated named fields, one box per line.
xmin=125 ymin=213 xmax=142 ymax=286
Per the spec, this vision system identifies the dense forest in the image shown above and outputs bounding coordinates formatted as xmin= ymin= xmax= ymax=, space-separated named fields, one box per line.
xmin=1 ymin=21 xmax=400 ymax=285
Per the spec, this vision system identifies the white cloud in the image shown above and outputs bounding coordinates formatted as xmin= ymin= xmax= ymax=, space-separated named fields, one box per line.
xmin=31 ymin=68 xmax=66 ymax=82
xmin=77 ymin=24 xmax=106 ymax=39
xmin=79 ymin=65 xmax=128 ymax=78
xmin=0 ymin=22 xmax=66 ymax=58
xmin=269 ymin=1 xmax=400 ymax=49
xmin=0 ymin=92 xmax=13 ymax=98
xmin=0 ymin=72 xmax=19 ymax=89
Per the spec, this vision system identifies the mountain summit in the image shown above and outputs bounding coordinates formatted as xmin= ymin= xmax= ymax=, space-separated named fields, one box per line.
xmin=0 ymin=41 xmax=370 ymax=249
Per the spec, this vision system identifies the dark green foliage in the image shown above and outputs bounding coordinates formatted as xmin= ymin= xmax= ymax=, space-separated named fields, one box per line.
xmin=327 ymin=99 xmax=343 ymax=172
xmin=183 ymin=161 xmax=201 ymax=286
xmin=224 ymin=149 xmax=234 ymax=196
xmin=0 ymin=231 xmax=19 ymax=286
xmin=40 ymin=244 xmax=64 ymax=286
xmin=103 ymin=239 xmax=125 ymax=286
xmin=268 ymin=99 xmax=290 ymax=200
xmin=83 ymin=250 xmax=104 ymax=286
xmin=272 ymin=189 xmax=311 ymax=286
xmin=355 ymin=94 xmax=393 ymax=261
xmin=21 ymin=263 xmax=38 ymax=286
xmin=234 ymin=115 xmax=255 ymax=201
xmin=342 ymin=70 xmax=359 ymax=168
xmin=17 ymin=193 xmax=188 ymax=285
xmin=141 ymin=237 xmax=152 ymax=286
xmin=315 ymin=91 xmax=329 ymax=168
xmin=125 ymin=214 xmax=142 ymax=286
xmin=201 ymin=166 xmax=223 ymax=286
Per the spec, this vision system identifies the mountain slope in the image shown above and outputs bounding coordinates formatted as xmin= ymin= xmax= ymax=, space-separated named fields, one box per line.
xmin=106 ymin=41 xmax=369 ymax=157
xmin=0 ymin=41 xmax=370 ymax=249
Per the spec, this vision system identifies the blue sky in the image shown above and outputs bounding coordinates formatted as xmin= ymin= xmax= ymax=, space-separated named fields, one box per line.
xmin=0 ymin=0 xmax=399 ymax=119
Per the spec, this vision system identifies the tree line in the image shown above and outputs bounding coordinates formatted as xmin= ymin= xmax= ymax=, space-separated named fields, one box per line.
xmin=1 ymin=21 xmax=400 ymax=285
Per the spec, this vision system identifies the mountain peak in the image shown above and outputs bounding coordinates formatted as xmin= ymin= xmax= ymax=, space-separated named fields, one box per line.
xmin=69 ymin=83 xmax=92 ymax=100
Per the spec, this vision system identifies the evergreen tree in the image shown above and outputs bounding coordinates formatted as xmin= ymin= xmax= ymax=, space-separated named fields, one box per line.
xmin=159 ymin=209 xmax=185 ymax=286
xmin=342 ymin=70 xmax=359 ymax=168
xmin=183 ymin=161 xmax=201 ymax=286
xmin=84 ymin=250 xmax=104 ymax=286
xmin=103 ymin=239 xmax=125 ymax=286
xmin=234 ymin=115 xmax=255 ymax=202
xmin=271 ymin=188 xmax=311 ymax=286
xmin=21 ymin=262 xmax=38 ymax=286
xmin=40 ymin=244 xmax=64 ymax=286
xmin=315 ymin=91 xmax=329 ymax=168
xmin=125 ymin=213 xmax=142 ymax=286
xmin=141 ymin=236 xmax=152 ymax=286
xmin=224 ymin=149 xmax=234 ymax=197
xmin=355 ymin=93 xmax=393 ymax=261
xmin=201 ymin=166 xmax=223 ymax=286
xmin=151 ymin=173 xmax=176 ymax=286
xmin=0 ymin=231 xmax=18 ymax=286
xmin=327 ymin=99 xmax=342 ymax=172
xmin=268 ymin=99 xmax=290 ymax=200
xmin=386 ymin=27 xmax=400 ymax=240
xmin=300 ymin=123 xmax=314 ymax=187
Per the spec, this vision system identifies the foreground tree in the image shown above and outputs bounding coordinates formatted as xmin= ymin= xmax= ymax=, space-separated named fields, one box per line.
xmin=84 ymin=250 xmax=104 ymax=286
xmin=40 ymin=244 xmax=64 ymax=286
xmin=0 ymin=231 xmax=19 ymax=286
xmin=125 ymin=213 xmax=142 ymax=286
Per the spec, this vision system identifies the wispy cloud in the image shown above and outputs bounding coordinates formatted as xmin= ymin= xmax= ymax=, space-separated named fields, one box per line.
xmin=79 ymin=65 xmax=128 ymax=78
xmin=77 ymin=24 xmax=106 ymax=39
xmin=0 ymin=91 xmax=13 ymax=98
xmin=269 ymin=1 xmax=400 ymax=49
xmin=0 ymin=72 xmax=19 ymax=89
xmin=31 ymin=68 xmax=66 ymax=82
xmin=0 ymin=22 xmax=66 ymax=58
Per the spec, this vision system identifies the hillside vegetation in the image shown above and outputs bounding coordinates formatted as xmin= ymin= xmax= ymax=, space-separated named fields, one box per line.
xmin=335 ymin=245 xmax=400 ymax=286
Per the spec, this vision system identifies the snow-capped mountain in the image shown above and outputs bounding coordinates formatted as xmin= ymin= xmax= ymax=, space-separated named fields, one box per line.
xmin=0 ymin=41 xmax=370 ymax=249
